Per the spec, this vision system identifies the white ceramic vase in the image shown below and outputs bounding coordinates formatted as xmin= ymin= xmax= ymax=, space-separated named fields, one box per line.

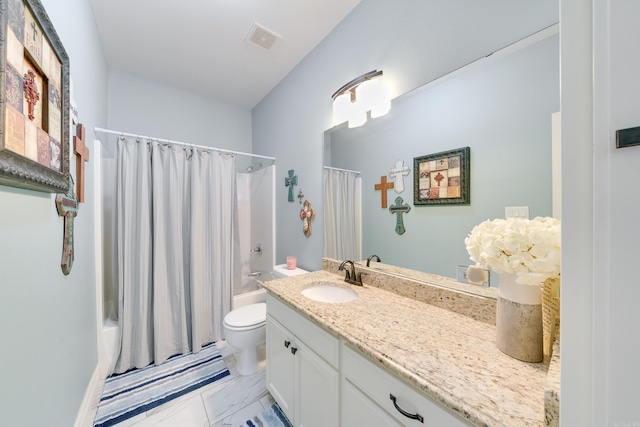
xmin=495 ymin=273 xmax=543 ymax=363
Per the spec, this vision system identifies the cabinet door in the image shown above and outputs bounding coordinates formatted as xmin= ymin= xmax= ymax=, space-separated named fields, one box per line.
xmin=266 ymin=315 xmax=295 ymax=421
xmin=296 ymin=340 xmax=340 ymax=427
xmin=342 ymin=380 xmax=402 ymax=427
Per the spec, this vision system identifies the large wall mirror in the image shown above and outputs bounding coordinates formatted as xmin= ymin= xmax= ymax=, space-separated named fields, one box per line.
xmin=323 ymin=27 xmax=559 ymax=288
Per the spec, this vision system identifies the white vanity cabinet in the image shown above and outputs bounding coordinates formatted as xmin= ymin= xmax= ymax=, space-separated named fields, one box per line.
xmin=342 ymin=344 xmax=471 ymax=427
xmin=266 ymin=294 xmax=340 ymax=427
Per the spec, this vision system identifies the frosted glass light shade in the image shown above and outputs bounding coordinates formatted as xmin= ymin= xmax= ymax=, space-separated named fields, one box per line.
xmin=332 ymin=93 xmax=352 ymax=126
xmin=355 ymin=79 xmax=379 ymax=110
xmin=370 ymin=83 xmax=391 ymax=118
xmin=354 ymin=77 xmax=391 ymax=120
xmin=332 ymin=71 xmax=391 ymax=128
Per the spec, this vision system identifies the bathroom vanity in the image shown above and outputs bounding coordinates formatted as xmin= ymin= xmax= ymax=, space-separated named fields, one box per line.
xmin=263 ymin=266 xmax=556 ymax=426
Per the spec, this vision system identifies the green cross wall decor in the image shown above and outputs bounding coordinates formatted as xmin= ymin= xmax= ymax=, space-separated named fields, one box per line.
xmin=284 ymin=169 xmax=298 ymax=202
xmin=389 ymin=196 xmax=411 ymax=235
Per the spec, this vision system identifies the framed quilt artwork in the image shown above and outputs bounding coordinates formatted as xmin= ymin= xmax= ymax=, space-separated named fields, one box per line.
xmin=0 ymin=0 xmax=70 ymax=192
xmin=413 ymin=147 xmax=470 ymax=205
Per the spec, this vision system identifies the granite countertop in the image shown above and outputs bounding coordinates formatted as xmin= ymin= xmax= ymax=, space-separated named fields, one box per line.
xmin=263 ymin=270 xmax=548 ymax=427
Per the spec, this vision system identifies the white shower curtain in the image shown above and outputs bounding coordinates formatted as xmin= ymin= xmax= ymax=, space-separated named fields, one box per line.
xmin=113 ymin=138 xmax=240 ymax=374
xmin=323 ymin=168 xmax=361 ymax=261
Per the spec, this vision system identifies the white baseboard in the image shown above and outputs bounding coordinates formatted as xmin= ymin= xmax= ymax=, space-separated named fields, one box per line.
xmin=74 ymin=365 xmax=102 ymax=427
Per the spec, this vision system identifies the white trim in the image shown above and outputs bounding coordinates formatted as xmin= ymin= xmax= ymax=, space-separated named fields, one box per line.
xmin=591 ymin=0 xmax=611 ymax=424
xmin=74 ymin=365 xmax=101 ymax=427
xmin=551 ymin=112 xmax=561 ymax=220
xmin=271 ymin=165 xmax=276 ymax=271
xmin=559 ymin=0 xmax=595 ymax=424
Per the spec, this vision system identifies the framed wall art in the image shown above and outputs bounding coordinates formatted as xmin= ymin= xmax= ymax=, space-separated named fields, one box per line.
xmin=413 ymin=146 xmax=470 ymax=205
xmin=0 ymin=0 xmax=70 ymax=192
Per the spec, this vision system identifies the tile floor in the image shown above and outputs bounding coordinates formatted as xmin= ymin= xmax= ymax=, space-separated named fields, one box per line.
xmin=88 ymin=341 xmax=274 ymax=427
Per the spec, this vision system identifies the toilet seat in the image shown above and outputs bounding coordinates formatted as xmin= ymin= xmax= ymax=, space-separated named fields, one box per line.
xmin=224 ymin=303 xmax=266 ymax=331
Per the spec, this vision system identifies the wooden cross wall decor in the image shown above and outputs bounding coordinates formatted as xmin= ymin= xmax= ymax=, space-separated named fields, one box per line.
xmin=374 ymin=175 xmax=394 ymax=208
xmin=389 ymin=196 xmax=411 ymax=235
xmin=56 ymin=175 xmax=79 ymax=275
xmin=74 ymin=123 xmax=90 ymax=203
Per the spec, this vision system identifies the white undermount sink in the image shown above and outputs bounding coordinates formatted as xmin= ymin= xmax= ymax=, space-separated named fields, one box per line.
xmin=301 ymin=284 xmax=358 ymax=303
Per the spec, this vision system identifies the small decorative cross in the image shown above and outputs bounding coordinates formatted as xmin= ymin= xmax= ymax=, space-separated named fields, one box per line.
xmin=23 ymin=69 xmax=39 ymax=121
xmin=56 ymin=175 xmax=79 ymax=275
xmin=434 ymin=172 xmax=445 ymax=186
xmin=300 ymin=200 xmax=315 ymax=237
xmin=389 ymin=196 xmax=411 ymax=235
xmin=284 ymin=169 xmax=298 ymax=202
xmin=30 ymin=21 xmax=38 ymax=41
xmin=297 ymin=188 xmax=304 ymax=204
xmin=74 ymin=123 xmax=90 ymax=203
xmin=389 ymin=160 xmax=410 ymax=193
xmin=374 ymin=175 xmax=394 ymax=208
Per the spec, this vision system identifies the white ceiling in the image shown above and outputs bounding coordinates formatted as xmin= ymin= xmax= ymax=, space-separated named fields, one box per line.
xmin=89 ymin=0 xmax=361 ymax=109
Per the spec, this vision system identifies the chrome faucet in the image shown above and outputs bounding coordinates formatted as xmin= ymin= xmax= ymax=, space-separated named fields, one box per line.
xmin=338 ymin=260 xmax=363 ymax=286
xmin=366 ymin=254 xmax=381 ymax=267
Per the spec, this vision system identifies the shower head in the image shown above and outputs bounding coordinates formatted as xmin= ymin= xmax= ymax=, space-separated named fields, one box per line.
xmin=246 ymin=162 xmax=263 ymax=173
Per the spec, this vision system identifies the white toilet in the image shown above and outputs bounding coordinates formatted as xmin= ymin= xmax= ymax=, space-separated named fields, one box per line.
xmin=223 ymin=264 xmax=309 ymax=375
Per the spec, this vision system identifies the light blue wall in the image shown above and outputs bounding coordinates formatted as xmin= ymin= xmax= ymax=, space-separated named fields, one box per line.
xmin=328 ymin=34 xmax=559 ymax=278
xmin=252 ymin=0 xmax=559 ymax=271
xmin=108 ymin=71 xmax=252 ymax=153
xmin=0 ymin=0 xmax=108 ymax=425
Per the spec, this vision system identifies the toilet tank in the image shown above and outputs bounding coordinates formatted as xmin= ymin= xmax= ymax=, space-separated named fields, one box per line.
xmin=272 ymin=264 xmax=309 ymax=278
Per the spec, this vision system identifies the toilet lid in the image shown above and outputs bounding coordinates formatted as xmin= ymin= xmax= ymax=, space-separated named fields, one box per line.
xmin=224 ymin=303 xmax=266 ymax=328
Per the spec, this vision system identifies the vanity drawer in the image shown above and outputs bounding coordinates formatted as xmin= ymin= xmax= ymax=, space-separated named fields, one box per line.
xmin=342 ymin=344 xmax=469 ymax=426
xmin=266 ymin=294 xmax=339 ymax=368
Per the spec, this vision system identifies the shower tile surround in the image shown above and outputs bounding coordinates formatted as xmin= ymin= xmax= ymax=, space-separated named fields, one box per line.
xmin=261 ymin=260 xmax=560 ymax=426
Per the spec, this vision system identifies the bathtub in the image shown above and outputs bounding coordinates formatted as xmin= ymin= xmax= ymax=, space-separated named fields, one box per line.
xmin=98 ymin=318 xmax=120 ymax=378
xmin=233 ymin=286 xmax=267 ymax=309
xmin=97 ymin=278 xmax=267 ymax=376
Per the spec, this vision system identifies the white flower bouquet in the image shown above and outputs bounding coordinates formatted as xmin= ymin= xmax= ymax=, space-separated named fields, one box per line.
xmin=465 ymin=217 xmax=561 ymax=286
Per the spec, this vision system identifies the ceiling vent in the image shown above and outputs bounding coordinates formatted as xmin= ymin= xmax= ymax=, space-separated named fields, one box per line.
xmin=246 ymin=23 xmax=280 ymax=50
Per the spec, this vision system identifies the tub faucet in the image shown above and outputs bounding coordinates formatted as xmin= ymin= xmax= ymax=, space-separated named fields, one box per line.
xmin=338 ymin=260 xmax=363 ymax=286
xmin=366 ymin=254 xmax=381 ymax=267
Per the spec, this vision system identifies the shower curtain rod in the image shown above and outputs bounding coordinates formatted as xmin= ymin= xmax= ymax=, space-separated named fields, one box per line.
xmin=324 ymin=165 xmax=361 ymax=175
xmin=94 ymin=127 xmax=276 ymax=162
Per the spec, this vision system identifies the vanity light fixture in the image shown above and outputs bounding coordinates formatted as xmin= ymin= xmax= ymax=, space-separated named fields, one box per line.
xmin=332 ymin=70 xmax=391 ymax=128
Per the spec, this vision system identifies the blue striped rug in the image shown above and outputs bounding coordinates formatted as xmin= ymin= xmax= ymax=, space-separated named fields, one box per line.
xmin=241 ymin=403 xmax=293 ymax=427
xmin=93 ymin=343 xmax=229 ymax=427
